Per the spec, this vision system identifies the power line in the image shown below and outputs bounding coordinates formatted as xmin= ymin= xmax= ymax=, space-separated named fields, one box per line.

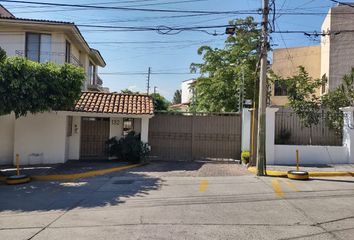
xmin=11 ymin=0 xmax=209 ymax=14
xmin=99 ymin=72 xmax=198 ymax=75
xmin=1 ymin=0 xmax=256 ymax=14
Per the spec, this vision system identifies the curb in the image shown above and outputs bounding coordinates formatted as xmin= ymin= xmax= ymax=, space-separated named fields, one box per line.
xmin=1 ymin=163 xmax=144 ymax=182
xmin=247 ymin=167 xmax=354 ymax=178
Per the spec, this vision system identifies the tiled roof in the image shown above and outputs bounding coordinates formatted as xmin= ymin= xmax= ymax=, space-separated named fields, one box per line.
xmin=73 ymin=92 xmax=154 ymax=115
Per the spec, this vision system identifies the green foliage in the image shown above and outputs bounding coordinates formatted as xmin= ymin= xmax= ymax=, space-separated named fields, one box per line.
xmin=0 ymin=48 xmax=85 ymax=118
xmin=107 ymin=131 xmax=150 ymax=163
xmin=283 ymin=66 xmax=325 ymax=128
xmin=190 ymin=17 xmax=261 ymax=112
xmin=322 ymin=68 xmax=354 ymax=135
xmin=151 ymin=93 xmax=170 ymax=111
xmin=241 ymin=151 xmax=250 ymax=164
xmin=121 ymin=88 xmax=139 ymax=94
xmin=172 ymin=89 xmax=182 ymax=104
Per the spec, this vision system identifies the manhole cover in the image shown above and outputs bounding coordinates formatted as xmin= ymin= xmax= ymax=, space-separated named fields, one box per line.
xmin=113 ymin=180 xmax=135 ymax=185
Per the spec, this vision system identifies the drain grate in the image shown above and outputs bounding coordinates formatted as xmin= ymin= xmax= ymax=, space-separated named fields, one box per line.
xmin=112 ymin=180 xmax=135 ymax=185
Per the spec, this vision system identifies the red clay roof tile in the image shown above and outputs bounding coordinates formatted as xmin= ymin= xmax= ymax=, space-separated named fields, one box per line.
xmin=74 ymin=91 xmax=154 ymax=115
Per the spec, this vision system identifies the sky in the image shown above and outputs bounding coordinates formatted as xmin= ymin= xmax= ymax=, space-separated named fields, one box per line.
xmin=1 ymin=0 xmax=342 ymax=100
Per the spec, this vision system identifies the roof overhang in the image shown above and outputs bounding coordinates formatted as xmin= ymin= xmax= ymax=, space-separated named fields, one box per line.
xmin=90 ymin=48 xmax=106 ymax=67
xmin=58 ymin=111 xmax=154 ymax=119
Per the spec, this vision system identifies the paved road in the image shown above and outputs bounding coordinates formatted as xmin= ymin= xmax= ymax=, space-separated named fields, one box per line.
xmin=1 ymin=162 xmax=354 ymax=240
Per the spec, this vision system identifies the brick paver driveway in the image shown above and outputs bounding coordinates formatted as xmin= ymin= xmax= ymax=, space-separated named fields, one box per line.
xmin=112 ymin=160 xmax=250 ymax=177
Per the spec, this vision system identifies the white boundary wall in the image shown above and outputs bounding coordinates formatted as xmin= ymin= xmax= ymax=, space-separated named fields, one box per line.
xmin=241 ymin=108 xmax=251 ymax=152
xmin=266 ymin=107 xmax=353 ymax=165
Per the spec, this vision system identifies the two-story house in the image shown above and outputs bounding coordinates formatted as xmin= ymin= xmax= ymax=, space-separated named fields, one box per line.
xmin=0 ymin=4 xmax=105 ymax=91
xmin=0 ymin=5 xmax=154 ymax=166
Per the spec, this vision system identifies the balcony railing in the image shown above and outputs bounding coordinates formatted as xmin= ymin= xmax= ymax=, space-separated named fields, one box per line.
xmin=15 ymin=50 xmax=83 ymax=67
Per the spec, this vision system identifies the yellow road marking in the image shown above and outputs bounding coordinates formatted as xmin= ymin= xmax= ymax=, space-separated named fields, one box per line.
xmin=271 ymin=179 xmax=284 ymax=197
xmin=198 ymin=179 xmax=208 ymax=192
xmin=283 ymin=180 xmax=300 ymax=192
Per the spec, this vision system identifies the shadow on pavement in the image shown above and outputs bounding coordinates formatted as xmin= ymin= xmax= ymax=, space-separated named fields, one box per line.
xmin=0 ymin=171 xmax=162 ymax=212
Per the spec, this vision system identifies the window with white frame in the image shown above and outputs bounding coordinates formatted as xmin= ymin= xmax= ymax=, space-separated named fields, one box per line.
xmin=88 ymin=61 xmax=96 ymax=85
xmin=25 ymin=33 xmax=51 ymax=63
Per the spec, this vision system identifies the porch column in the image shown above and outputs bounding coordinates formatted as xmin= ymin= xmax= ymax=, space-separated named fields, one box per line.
xmin=265 ymin=107 xmax=279 ymax=165
xmin=141 ymin=117 xmax=149 ymax=143
xmin=341 ymin=107 xmax=354 ymax=163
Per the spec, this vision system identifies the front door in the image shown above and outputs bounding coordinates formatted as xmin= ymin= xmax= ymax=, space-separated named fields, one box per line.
xmin=80 ymin=117 xmax=110 ymax=160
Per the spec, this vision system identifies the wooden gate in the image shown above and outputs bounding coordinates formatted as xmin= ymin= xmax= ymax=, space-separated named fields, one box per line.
xmin=148 ymin=113 xmax=242 ymax=161
xmin=80 ymin=117 xmax=110 ymax=160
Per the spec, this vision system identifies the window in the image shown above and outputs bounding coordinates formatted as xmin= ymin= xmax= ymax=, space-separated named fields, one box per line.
xmin=274 ymin=80 xmax=287 ymax=96
xmin=25 ymin=33 xmax=51 ymax=63
xmin=88 ymin=61 xmax=96 ymax=85
xmin=65 ymin=40 xmax=71 ymax=63
xmin=123 ymin=118 xmax=134 ymax=136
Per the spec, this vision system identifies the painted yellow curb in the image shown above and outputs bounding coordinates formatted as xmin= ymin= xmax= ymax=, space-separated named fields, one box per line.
xmin=0 ymin=163 xmax=144 ymax=182
xmin=248 ymin=167 xmax=354 ymax=178
xmin=31 ymin=163 xmax=143 ymax=181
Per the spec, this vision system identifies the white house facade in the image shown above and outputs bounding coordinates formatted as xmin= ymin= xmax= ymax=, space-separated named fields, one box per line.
xmin=0 ymin=6 xmax=154 ymax=165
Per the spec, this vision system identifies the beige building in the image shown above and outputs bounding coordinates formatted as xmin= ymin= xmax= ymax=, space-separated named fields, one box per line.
xmin=321 ymin=4 xmax=354 ymax=92
xmin=271 ymin=3 xmax=354 ymax=106
xmin=270 ymin=46 xmax=321 ymax=106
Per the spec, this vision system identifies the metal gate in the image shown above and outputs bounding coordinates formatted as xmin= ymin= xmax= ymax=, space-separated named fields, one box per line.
xmin=80 ymin=117 xmax=110 ymax=160
xmin=148 ymin=113 xmax=242 ymax=161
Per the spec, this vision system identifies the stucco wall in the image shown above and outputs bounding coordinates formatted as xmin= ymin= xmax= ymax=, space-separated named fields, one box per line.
xmin=0 ymin=114 xmax=15 ymax=165
xmin=110 ymin=117 xmax=123 ymax=139
xmin=270 ymin=45 xmax=321 ymax=106
xmin=265 ymin=107 xmax=349 ymax=165
xmin=0 ymin=30 xmax=25 ymax=57
xmin=14 ymin=112 xmax=67 ymax=165
xmin=67 ymin=116 xmax=81 ymax=160
xmin=325 ymin=5 xmax=354 ymax=90
xmin=274 ymin=145 xmax=348 ymax=165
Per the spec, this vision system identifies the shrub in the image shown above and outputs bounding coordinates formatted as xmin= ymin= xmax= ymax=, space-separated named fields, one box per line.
xmin=241 ymin=151 xmax=250 ymax=164
xmin=107 ymin=131 xmax=150 ymax=164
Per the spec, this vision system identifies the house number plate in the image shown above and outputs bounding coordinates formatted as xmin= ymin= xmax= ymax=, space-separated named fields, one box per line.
xmin=112 ymin=119 xmax=120 ymax=125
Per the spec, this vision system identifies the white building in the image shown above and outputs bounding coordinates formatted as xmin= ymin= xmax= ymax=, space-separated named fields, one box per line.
xmin=181 ymin=79 xmax=195 ymax=104
xmin=0 ymin=5 xmax=154 ymax=165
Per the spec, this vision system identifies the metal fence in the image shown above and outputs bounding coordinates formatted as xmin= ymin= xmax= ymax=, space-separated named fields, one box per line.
xmin=148 ymin=112 xmax=242 ymax=161
xmin=275 ymin=108 xmax=342 ymax=146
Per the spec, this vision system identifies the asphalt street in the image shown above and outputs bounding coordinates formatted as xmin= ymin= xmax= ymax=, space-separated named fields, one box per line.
xmin=1 ymin=162 xmax=354 ymax=240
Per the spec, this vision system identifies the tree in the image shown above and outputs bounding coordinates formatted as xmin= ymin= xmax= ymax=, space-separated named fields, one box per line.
xmin=0 ymin=48 xmax=85 ymax=118
xmin=172 ymin=89 xmax=181 ymax=104
xmin=150 ymin=93 xmax=170 ymax=111
xmin=322 ymin=68 xmax=354 ymax=135
xmin=285 ymin=66 xmax=324 ymax=128
xmin=275 ymin=66 xmax=354 ymax=138
xmin=190 ymin=16 xmax=261 ymax=112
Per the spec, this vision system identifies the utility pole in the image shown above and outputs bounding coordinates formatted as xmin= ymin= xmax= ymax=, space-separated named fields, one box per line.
xmin=154 ymin=86 xmax=157 ymax=95
xmin=239 ymin=68 xmax=245 ymax=113
xmin=256 ymin=0 xmax=269 ymax=176
xmin=146 ymin=67 xmax=151 ymax=95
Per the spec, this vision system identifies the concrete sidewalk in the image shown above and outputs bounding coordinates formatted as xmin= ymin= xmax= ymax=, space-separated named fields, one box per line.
xmin=266 ymin=164 xmax=354 ymax=173
xmin=0 ymin=160 xmax=128 ymax=177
